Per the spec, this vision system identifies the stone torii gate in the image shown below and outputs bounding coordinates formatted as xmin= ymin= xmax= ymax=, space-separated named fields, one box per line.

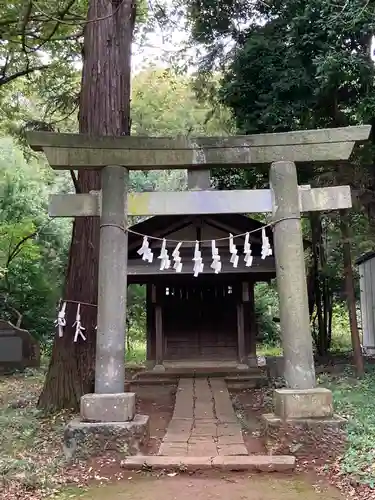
xmin=27 ymin=126 xmax=370 ymax=431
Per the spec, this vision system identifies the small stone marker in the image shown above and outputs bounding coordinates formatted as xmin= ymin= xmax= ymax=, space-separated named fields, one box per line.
xmin=0 ymin=319 xmax=40 ymax=372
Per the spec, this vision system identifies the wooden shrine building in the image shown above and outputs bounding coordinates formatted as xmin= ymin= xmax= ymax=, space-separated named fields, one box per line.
xmin=127 ymin=213 xmax=275 ymax=368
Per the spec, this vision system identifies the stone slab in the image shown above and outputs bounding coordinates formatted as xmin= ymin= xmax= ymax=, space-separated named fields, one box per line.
xmin=274 ymin=388 xmax=333 ymax=419
xmin=262 ymin=413 xmax=346 ymax=430
xmin=188 ymin=445 xmax=218 ymax=456
xmin=158 ymin=443 xmax=188 ymax=456
xmin=123 ymin=456 xmax=214 ymax=471
xmin=152 ymin=364 xmax=166 ymax=372
xmin=166 ymin=419 xmax=193 ymax=432
xmin=162 ymin=432 xmax=190 ymax=443
xmin=0 ymin=319 xmax=40 ymax=372
xmin=217 ymin=444 xmax=248 ymax=456
xmin=191 ymin=424 xmax=217 ymax=436
xmin=81 ymin=392 xmax=135 ymax=422
xmin=63 ymin=415 xmax=149 ymax=460
xmin=121 ymin=455 xmax=296 ymax=472
xmin=211 ymin=455 xmax=296 ymax=472
xmin=217 ymin=435 xmax=245 ymax=446
xmin=217 ymin=423 xmax=242 ymax=437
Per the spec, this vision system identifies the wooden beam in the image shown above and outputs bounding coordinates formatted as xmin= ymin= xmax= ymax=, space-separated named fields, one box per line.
xmin=155 ymin=305 xmax=163 ymax=365
xmin=48 ymin=185 xmax=352 ymax=218
xmin=127 ymin=256 xmax=276 ymax=276
xmin=237 ymin=302 xmax=246 ymax=364
xmin=26 ymin=126 xmax=371 ymax=170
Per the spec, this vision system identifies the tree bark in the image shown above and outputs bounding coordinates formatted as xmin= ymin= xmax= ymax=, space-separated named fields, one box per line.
xmin=310 ymin=212 xmax=326 ymax=355
xmin=38 ymin=0 xmax=135 ymax=411
xmin=340 ymin=209 xmax=365 ymax=377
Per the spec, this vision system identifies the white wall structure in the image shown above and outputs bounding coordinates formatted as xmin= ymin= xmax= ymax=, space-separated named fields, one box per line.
xmin=357 ymin=252 xmax=375 ymax=355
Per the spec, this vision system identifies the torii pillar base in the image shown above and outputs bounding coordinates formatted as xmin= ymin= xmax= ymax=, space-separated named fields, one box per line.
xmin=62 ymin=392 xmax=150 ymax=461
xmin=261 ymin=388 xmax=346 ymax=458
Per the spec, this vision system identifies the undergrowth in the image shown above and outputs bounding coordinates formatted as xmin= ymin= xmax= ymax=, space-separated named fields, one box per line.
xmin=319 ymin=364 xmax=375 ymax=487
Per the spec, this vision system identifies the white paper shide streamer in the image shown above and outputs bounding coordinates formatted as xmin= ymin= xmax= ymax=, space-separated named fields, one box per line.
xmin=73 ymin=303 xmax=86 ymax=342
xmin=229 ymin=233 xmax=239 ymax=268
xmin=55 ymin=301 xmax=67 ymax=338
xmin=244 ymin=232 xmax=253 ymax=267
xmin=210 ymin=240 xmax=221 ymax=274
xmin=172 ymin=242 xmax=183 ymax=273
xmin=261 ymin=228 xmax=273 ymax=259
xmin=135 ymin=225 xmax=273 ymax=276
xmin=193 ymin=241 xmax=204 ymax=277
xmin=158 ymin=239 xmax=171 ymax=271
xmin=137 ymin=236 xmax=153 ymax=263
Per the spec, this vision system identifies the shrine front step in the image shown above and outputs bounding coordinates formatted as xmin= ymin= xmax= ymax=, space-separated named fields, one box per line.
xmin=132 ymin=366 xmax=265 ymax=380
xmin=127 ymin=372 xmax=269 ymax=395
xmin=225 ymin=374 xmax=269 ymax=391
xmin=121 ymin=454 xmax=295 ymax=472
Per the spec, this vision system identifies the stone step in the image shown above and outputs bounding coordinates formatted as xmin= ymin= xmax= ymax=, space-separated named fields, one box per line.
xmin=121 ymin=455 xmax=295 ymax=472
xmin=126 ymin=378 xmax=177 ymax=389
xmin=226 ymin=375 xmax=268 ymax=391
xmin=225 ymin=374 xmax=267 ymax=382
xmin=134 ymin=367 xmax=264 ymax=380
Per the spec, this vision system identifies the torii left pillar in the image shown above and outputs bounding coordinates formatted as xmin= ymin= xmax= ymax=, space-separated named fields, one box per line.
xmin=80 ymin=165 xmax=136 ymax=423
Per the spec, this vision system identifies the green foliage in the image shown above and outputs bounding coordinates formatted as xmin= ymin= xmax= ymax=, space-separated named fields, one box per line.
xmin=321 ymin=365 xmax=375 ymax=485
xmin=0 ymin=137 xmax=71 ymax=340
xmin=132 ymin=67 xmax=234 ymax=136
xmin=254 ymin=282 xmax=280 ymax=345
xmin=329 ymin=304 xmax=352 ymax=353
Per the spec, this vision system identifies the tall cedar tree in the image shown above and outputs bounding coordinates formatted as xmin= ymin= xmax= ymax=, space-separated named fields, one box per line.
xmin=38 ymin=0 xmax=136 ymax=410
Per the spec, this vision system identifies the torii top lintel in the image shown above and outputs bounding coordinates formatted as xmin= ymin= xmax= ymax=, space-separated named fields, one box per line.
xmin=26 ymin=126 xmax=371 ymax=170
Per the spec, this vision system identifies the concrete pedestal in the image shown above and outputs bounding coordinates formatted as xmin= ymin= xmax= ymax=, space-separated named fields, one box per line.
xmin=81 ymin=392 xmax=136 ymax=423
xmin=63 ymin=415 xmax=149 ymax=461
xmin=261 ymin=387 xmax=346 ymax=457
xmin=153 ymin=364 xmax=166 ymax=373
xmin=247 ymin=355 xmax=258 ymax=368
xmin=274 ymin=388 xmax=333 ymax=419
xmin=262 ymin=387 xmax=345 ymax=425
xmin=63 ymin=392 xmax=149 ymax=461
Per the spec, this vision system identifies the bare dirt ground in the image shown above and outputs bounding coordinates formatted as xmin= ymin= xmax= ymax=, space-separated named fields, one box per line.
xmin=1 ymin=369 xmax=374 ymax=500
xmin=136 ymin=386 xmax=175 ymax=455
xmin=70 ymin=473 xmax=344 ymax=500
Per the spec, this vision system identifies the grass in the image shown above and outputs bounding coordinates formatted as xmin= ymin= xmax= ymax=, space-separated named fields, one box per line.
xmin=0 ymin=369 xmax=70 ymax=498
xmin=319 ymin=364 xmax=375 ymax=486
xmin=257 ymin=344 xmax=283 ymax=357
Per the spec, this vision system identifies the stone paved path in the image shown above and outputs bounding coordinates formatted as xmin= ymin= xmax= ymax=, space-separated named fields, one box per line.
xmin=158 ymin=378 xmax=248 ymax=456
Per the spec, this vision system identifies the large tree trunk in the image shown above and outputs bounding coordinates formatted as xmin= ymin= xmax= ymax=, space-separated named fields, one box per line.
xmin=340 ymin=209 xmax=364 ymax=377
xmin=38 ymin=0 xmax=135 ymax=411
xmin=310 ymin=212 xmax=332 ymax=357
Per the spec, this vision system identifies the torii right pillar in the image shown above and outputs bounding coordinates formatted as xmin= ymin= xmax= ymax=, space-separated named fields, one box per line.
xmin=263 ymin=160 xmax=345 ymax=432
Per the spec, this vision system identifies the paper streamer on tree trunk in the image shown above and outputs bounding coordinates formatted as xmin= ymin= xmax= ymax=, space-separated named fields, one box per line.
xmin=73 ymin=303 xmax=86 ymax=342
xmin=55 ymin=301 xmax=67 ymax=338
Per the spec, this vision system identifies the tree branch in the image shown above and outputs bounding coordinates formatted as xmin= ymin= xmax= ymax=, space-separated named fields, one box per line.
xmin=0 ymin=64 xmax=49 ymax=86
xmin=19 ymin=0 xmax=33 ymax=54
xmin=6 ymin=229 xmax=38 ymax=268
xmin=33 ymin=0 xmax=80 ymax=52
